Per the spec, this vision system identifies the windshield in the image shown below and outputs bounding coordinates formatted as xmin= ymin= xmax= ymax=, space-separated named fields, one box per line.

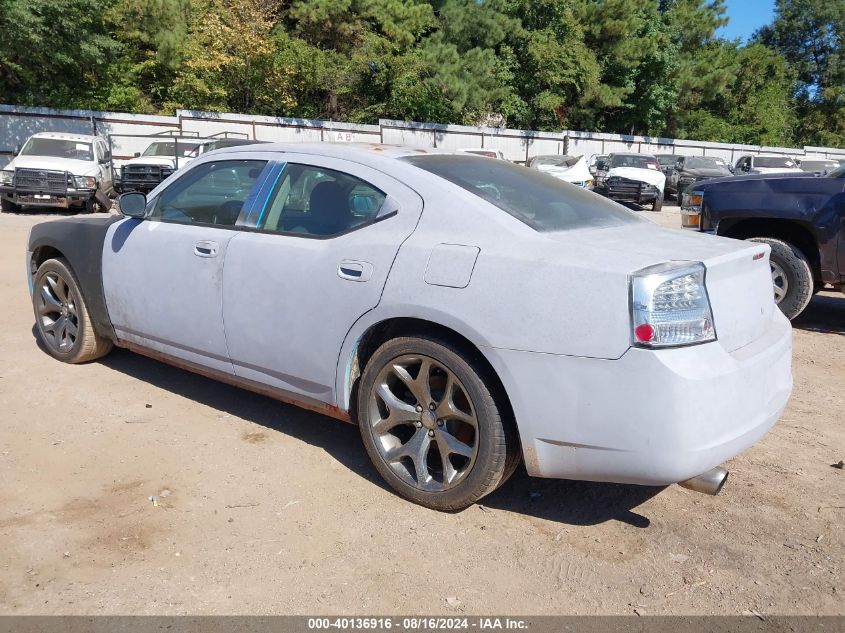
xmin=403 ymin=155 xmax=642 ymax=232
xmin=143 ymin=141 xmax=201 ymax=157
xmin=20 ymin=138 xmax=93 ymax=161
xmin=685 ymin=157 xmax=722 ymax=170
xmin=610 ymin=155 xmax=660 ymax=170
xmin=532 ymin=156 xmax=579 ymax=168
xmin=756 ymin=156 xmax=797 ymax=169
xmin=801 ymin=160 xmax=838 ymax=172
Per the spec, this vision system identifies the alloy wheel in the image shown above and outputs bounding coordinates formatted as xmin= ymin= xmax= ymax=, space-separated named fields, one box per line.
xmin=771 ymin=260 xmax=788 ymax=304
xmin=368 ymin=355 xmax=479 ymax=492
xmin=36 ymin=271 xmax=79 ymax=352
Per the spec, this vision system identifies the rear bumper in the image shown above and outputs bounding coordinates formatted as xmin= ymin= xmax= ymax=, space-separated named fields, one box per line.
xmin=483 ymin=310 xmax=792 ymax=485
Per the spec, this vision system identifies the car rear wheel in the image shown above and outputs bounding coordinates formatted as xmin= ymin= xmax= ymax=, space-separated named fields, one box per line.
xmin=32 ymin=258 xmax=113 ymax=363
xmin=357 ymin=336 xmax=513 ymax=511
xmin=749 ymin=237 xmax=813 ymax=320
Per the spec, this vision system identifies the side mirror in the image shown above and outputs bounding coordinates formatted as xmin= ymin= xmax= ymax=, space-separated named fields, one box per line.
xmin=133 ymin=152 xmax=141 ymax=158
xmin=99 ymin=155 xmax=110 ymax=164
xmin=118 ymin=192 xmax=147 ymax=218
xmin=13 ymin=145 xmax=20 ymax=156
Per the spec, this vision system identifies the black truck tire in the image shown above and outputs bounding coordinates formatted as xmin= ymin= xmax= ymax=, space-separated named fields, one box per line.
xmin=1 ymin=197 xmax=19 ymax=213
xmin=749 ymin=237 xmax=813 ymax=320
xmin=651 ymin=192 xmax=664 ymax=212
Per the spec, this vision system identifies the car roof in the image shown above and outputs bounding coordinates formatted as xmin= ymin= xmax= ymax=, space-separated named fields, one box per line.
xmin=30 ymin=132 xmax=100 ymax=142
xmin=609 ymin=151 xmax=657 ymax=157
xmin=212 ymin=142 xmax=456 ymax=165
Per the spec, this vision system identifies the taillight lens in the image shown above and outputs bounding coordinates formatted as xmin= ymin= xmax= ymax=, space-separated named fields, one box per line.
xmin=629 ymin=262 xmax=716 ymax=348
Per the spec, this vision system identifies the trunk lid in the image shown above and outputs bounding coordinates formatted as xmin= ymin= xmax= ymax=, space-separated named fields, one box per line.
xmin=545 ymin=223 xmax=776 ymax=353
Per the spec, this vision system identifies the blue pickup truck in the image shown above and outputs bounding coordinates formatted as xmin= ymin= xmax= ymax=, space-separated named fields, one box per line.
xmin=681 ymin=166 xmax=845 ymax=320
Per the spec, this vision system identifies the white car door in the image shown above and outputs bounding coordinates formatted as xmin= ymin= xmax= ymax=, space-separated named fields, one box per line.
xmin=102 ymin=157 xmax=269 ymax=374
xmin=222 ymin=155 xmax=423 ymax=406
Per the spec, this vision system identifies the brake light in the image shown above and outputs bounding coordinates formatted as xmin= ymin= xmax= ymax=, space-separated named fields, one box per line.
xmin=629 ymin=262 xmax=716 ymax=348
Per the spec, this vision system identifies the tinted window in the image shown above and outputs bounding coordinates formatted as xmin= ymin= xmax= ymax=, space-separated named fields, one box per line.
xmin=531 ymin=155 xmax=579 ymax=168
xmin=610 ymin=155 xmax=660 ymax=170
xmin=143 ymin=141 xmax=201 ymax=157
xmin=21 ymin=138 xmax=93 ymax=161
xmin=656 ymin=155 xmax=676 ymax=166
xmin=827 ymin=165 xmax=845 ymax=178
xmin=403 ymin=155 xmax=643 ymax=232
xmin=152 ymin=160 xmax=267 ymax=226
xmin=685 ymin=158 xmax=721 ymax=169
xmin=755 ymin=156 xmax=797 ymax=168
xmin=258 ymin=164 xmax=386 ymax=236
xmin=801 ymin=160 xmax=837 ymax=172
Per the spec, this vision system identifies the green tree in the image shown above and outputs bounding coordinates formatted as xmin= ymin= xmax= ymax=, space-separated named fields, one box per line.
xmin=0 ymin=0 xmax=120 ymax=108
xmin=758 ymin=0 xmax=845 ymax=145
xmin=501 ymin=0 xmax=600 ymax=130
xmin=167 ymin=0 xmax=296 ymax=114
xmin=571 ymin=0 xmax=675 ymax=134
xmin=101 ymin=0 xmax=191 ymax=112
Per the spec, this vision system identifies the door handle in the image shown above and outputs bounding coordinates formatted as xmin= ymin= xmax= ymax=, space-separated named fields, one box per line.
xmin=194 ymin=240 xmax=218 ymax=258
xmin=338 ymin=260 xmax=373 ymax=282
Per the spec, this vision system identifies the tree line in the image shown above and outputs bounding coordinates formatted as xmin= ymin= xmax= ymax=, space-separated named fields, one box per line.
xmin=0 ymin=0 xmax=842 ymax=148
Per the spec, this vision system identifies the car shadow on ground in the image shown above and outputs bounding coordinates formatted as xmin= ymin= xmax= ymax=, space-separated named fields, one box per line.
xmin=793 ymin=290 xmax=845 ymax=335
xmin=68 ymin=344 xmax=661 ymax=528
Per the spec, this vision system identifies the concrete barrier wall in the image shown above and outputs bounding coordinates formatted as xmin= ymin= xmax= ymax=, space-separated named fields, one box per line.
xmin=1 ymin=104 xmax=841 ymax=170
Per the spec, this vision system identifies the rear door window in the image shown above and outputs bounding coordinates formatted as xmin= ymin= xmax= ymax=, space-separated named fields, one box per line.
xmin=257 ymin=163 xmax=386 ymax=237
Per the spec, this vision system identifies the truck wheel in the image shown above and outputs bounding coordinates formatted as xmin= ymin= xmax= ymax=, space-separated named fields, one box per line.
xmin=357 ymin=336 xmax=514 ymax=511
xmin=32 ymin=257 xmax=113 ymax=363
xmin=1 ymin=197 xmax=19 ymax=213
xmin=651 ymin=192 xmax=664 ymax=212
xmin=749 ymin=237 xmax=813 ymax=320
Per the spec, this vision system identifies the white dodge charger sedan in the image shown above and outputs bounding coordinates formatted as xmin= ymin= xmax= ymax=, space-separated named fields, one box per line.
xmin=26 ymin=143 xmax=792 ymax=510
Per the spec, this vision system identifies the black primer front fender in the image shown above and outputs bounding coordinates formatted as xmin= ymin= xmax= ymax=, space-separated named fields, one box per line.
xmin=28 ymin=215 xmax=124 ymax=342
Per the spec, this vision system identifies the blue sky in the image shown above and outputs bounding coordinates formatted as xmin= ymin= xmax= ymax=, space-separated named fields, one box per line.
xmin=718 ymin=0 xmax=776 ymax=42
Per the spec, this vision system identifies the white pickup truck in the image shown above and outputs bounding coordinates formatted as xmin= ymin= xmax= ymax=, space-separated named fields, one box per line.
xmin=0 ymin=132 xmax=114 ymax=213
xmin=113 ymin=138 xmax=265 ymax=193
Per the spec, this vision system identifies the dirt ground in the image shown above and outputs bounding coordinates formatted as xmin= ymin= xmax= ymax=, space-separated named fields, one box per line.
xmin=0 ymin=205 xmax=842 ymax=616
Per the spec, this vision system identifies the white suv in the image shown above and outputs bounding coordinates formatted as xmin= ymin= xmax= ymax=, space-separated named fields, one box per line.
xmin=0 ymin=132 xmax=114 ymax=213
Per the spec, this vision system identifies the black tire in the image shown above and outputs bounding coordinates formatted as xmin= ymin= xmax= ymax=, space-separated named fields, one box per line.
xmin=749 ymin=237 xmax=813 ymax=320
xmin=651 ymin=192 xmax=664 ymax=212
xmin=357 ymin=336 xmax=514 ymax=511
xmin=1 ymin=197 xmax=19 ymax=213
xmin=32 ymin=257 xmax=113 ymax=363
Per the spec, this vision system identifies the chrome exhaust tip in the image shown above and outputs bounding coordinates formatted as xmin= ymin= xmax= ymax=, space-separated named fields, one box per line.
xmin=678 ymin=466 xmax=729 ymax=496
